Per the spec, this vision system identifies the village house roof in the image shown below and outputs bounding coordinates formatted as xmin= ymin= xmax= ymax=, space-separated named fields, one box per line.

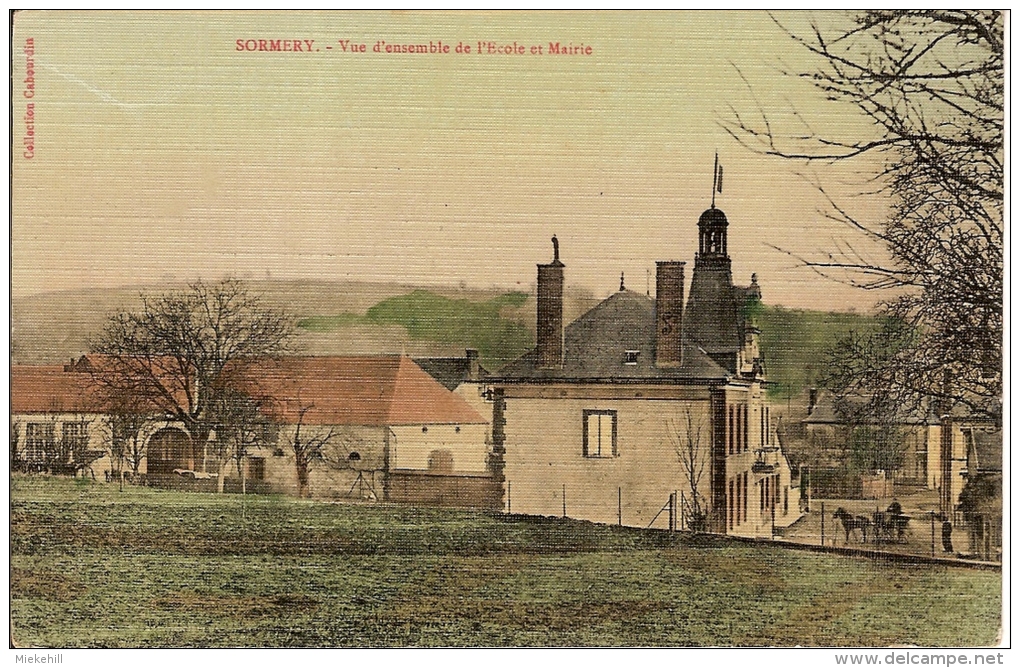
xmin=13 ymin=356 xmax=486 ymax=427
xmin=802 ymin=390 xmax=940 ymax=426
xmin=412 ymin=351 xmax=488 ymax=391
xmin=12 ymin=365 xmax=94 ymax=414
xmin=493 ymin=289 xmax=731 ymax=382
xmin=965 ymin=427 xmax=1002 ymax=473
xmin=242 ymin=355 xmax=487 ymax=426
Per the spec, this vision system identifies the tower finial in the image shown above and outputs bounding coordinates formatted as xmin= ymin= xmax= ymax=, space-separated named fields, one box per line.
xmin=552 ymin=235 xmax=559 ymax=262
xmin=620 ymin=271 xmax=625 ymax=291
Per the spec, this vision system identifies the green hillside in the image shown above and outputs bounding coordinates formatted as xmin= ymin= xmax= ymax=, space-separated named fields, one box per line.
xmin=299 ymin=290 xmax=533 ymax=368
xmin=299 ymin=291 xmax=881 ymax=396
xmin=759 ymin=306 xmax=883 ymax=400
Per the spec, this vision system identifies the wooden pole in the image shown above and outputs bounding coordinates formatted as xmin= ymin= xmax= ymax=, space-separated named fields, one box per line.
xmin=771 ymin=495 xmax=776 ymax=539
xmin=681 ymin=492 xmax=686 ymax=531
xmin=562 ymin=484 xmax=566 ymax=518
xmin=674 ymin=491 xmax=678 ymax=532
xmin=507 ymin=481 xmax=511 ymax=514
xmin=931 ymin=511 xmax=936 ymax=557
xmin=241 ymin=455 xmax=246 ymax=526
xmin=618 ymin=487 xmax=622 ymax=526
xmin=668 ymin=492 xmax=674 ymax=533
xmin=820 ymin=501 xmax=825 ymax=547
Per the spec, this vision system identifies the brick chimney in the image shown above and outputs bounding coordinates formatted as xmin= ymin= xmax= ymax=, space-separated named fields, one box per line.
xmin=536 ymin=236 xmax=565 ymax=369
xmin=466 ymin=348 xmax=481 ymax=380
xmin=655 ymin=261 xmax=685 ymax=368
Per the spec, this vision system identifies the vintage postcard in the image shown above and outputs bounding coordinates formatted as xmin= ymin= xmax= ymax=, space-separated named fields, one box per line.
xmin=10 ymin=10 xmax=1004 ymax=653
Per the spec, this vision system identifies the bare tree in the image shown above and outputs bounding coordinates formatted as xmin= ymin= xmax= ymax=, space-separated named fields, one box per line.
xmin=727 ymin=11 xmax=1003 ymax=419
xmin=63 ymin=413 xmax=103 ymax=479
xmin=825 ymin=389 xmax=906 ymax=477
xmin=287 ymin=401 xmax=345 ymax=499
xmin=207 ymin=388 xmax=278 ymax=493
xmin=106 ymin=403 xmax=149 ymax=487
xmin=668 ymin=408 xmax=709 ymax=533
xmin=89 ymin=279 xmax=297 ymax=463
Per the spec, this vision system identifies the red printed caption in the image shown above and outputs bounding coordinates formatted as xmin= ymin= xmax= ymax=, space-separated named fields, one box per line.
xmin=22 ymin=37 xmax=36 ymax=159
xmin=235 ymin=39 xmax=592 ymax=56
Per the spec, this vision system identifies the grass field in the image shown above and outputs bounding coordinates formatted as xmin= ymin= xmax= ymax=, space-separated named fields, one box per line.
xmin=11 ymin=476 xmax=1001 ymax=648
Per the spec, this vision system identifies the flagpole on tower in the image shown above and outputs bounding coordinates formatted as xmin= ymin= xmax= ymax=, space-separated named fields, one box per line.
xmin=711 ymin=152 xmax=719 ymax=209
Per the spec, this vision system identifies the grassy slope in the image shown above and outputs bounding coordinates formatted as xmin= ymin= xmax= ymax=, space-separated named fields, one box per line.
xmin=298 ymin=291 xmax=882 ymax=391
xmin=299 ymin=290 xmax=533 ymax=369
xmin=759 ymin=306 xmax=883 ymax=400
xmin=15 ymin=280 xmax=880 ymax=396
xmin=12 ymin=477 xmax=1001 ymax=648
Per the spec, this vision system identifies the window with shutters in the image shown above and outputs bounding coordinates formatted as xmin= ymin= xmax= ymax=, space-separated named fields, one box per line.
xmin=582 ymin=409 xmax=618 ymax=458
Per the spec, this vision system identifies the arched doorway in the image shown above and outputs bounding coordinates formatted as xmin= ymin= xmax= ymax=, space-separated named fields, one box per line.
xmin=147 ymin=428 xmax=195 ymax=479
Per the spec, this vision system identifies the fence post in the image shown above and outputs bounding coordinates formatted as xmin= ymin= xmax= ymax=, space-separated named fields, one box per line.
xmin=618 ymin=487 xmax=622 ymax=526
xmin=674 ymin=491 xmax=679 ymax=533
xmin=771 ymin=497 xmax=775 ymax=539
xmin=820 ymin=501 xmax=825 ymax=547
xmin=562 ymin=484 xmax=566 ymax=518
xmin=681 ymin=492 xmax=686 ymax=532
xmin=930 ymin=511 xmax=935 ymax=557
xmin=507 ymin=481 xmax=511 ymax=515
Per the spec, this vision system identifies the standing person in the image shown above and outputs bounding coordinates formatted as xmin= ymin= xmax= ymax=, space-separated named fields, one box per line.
xmin=942 ymin=517 xmax=954 ymax=553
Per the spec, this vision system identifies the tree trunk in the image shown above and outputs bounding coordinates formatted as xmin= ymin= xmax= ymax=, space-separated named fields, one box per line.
xmin=296 ymin=461 xmax=310 ymax=498
xmin=215 ymin=446 xmax=234 ymax=494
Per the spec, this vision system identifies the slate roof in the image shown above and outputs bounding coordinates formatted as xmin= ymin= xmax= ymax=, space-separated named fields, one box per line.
xmin=493 ymin=289 xmax=731 ymax=382
xmin=803 ymin=390 xmax=940 ymax=425
xmin=412 ymin=356 xmax=488 ymax=391
xmin=966 ymin=427 xmax=1002 ymax=473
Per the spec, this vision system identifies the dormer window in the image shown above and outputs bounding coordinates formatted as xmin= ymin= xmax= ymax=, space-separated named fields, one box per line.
xmin=624 ymin=350 xmax=640 ymax=365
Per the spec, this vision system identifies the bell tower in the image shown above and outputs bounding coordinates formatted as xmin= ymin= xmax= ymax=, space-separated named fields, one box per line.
xmin=685 ymin=205 xmax=739 ymax=373
xmin=698 ymin=206 xmax=729 ymax=258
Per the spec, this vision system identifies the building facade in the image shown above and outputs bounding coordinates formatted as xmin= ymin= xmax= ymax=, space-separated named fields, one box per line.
xmin=12 ymin=356 xmax=498 ymax=508
xmin=487 ymin=207 xmax=800 ymax=537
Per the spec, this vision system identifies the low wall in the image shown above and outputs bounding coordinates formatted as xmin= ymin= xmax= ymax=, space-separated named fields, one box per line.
xmin=147 ymin=474 xmax=218 ymax=494
xmin=388 ymin=470 xmax=501 ymax=511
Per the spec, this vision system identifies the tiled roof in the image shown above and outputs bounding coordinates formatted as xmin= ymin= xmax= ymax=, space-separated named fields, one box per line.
xmin=11 ymin=366 xmax=93 ymax=413
xmin=493 ymin=290 xmax=730 ymax=382
xmin=13 ymin=357 xmax=486 ymax=427
xmin=244 ymin=356 xmax=486 ymax=426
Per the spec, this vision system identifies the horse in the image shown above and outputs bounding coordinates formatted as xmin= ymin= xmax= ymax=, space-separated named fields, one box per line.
xmin=833 ymin=507 xmax=872 ymax=544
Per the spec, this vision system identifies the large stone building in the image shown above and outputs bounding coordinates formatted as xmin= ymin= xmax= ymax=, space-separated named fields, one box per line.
xmin=12 ymin=356 xmax=497 ymax=508
xmin=486 ymin=207 xmax=800 ymax=536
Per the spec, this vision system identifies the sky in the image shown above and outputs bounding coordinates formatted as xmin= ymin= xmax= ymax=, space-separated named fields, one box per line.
xmin=11 ymin=11 xmax=893 ymax=310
